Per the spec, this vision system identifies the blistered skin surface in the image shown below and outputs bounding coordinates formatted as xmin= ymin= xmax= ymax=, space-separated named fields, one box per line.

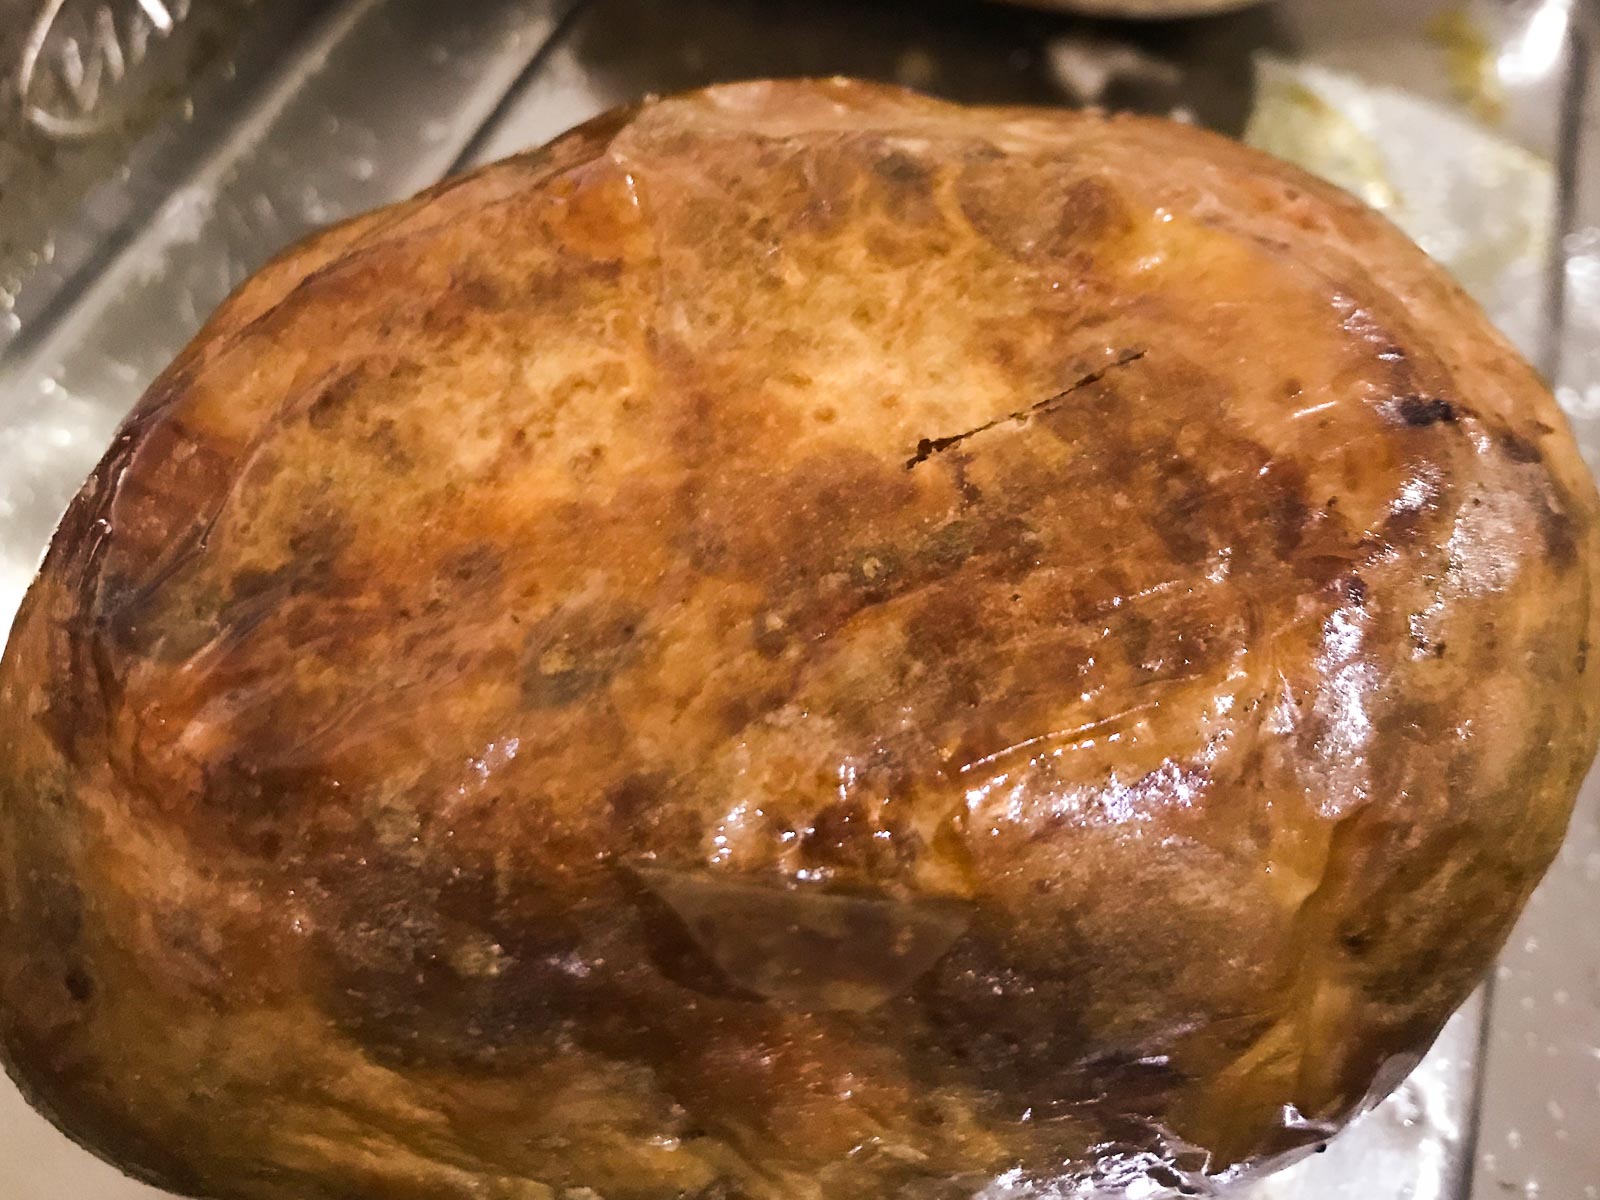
xmin=1 ymin=80 xmax=1597 ymax=1200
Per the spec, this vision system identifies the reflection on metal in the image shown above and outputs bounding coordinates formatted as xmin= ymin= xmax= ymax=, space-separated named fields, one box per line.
xmin=1244 ymin=55 xmax=1555 ymax=358
xmin=18 ymin=0 xmax=193 ymax=138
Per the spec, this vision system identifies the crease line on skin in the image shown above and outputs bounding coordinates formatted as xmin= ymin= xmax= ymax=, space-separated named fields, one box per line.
xmin=958 ymin=698 xmax=1165 ymax=776
xmin=904 ymin=348 xmax=1147 ymax=470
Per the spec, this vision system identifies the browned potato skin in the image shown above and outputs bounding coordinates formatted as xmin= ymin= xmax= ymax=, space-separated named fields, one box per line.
xmin=1 ymin=79 xmax=1597 ymax=1200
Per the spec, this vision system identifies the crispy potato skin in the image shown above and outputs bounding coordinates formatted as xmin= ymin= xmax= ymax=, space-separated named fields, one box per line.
xmin=1 ymin=80 xmax=1596 ymax=1200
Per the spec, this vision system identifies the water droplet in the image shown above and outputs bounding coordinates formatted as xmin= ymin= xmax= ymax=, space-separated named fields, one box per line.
xmin=1507 ymin=1128 xmax=1522 ymax=1150
xmin=350 ymin=158 xmax=375 ymax=182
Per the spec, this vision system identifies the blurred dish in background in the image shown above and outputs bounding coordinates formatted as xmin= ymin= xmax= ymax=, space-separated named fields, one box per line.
xmin=997 ymin=0 xmax=1263 ymax=17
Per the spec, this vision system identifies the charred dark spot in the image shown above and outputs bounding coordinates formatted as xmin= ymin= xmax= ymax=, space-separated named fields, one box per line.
xmin=304 ymin=371 xmax=363 ymax=431
xmin=230 ymin=566 xmax=284 ymax=600
xmin=315 ymin=849 xmax=591 ymax=1071
xmin=1538 ymin=497 xmax=1580 ymax=568
xmin=442 ymin=543 xmax=503 ymax=588
xmin=875 ymin=151 xmax=931 ymax=190
xmin=716 ymin=681 xmax=799 ymax=737
xmin=959 ymin=163 xmax=1130 ymax=263
xmin=365 ymin=417 xmax=413 ymax=473
xmin=62 ymin=966 xmax=94 ymax=1003
xmin=910 ymin=923 xmax=1098 ymax=1118
xmin=802 ymin=799 xmax=869 ymax=865
xmin=1116 ymin=610 xmax=1156 ymax=669
xmin=286 ymin=507 xmax=351 ymax=563
xmin=1498 ymin=430 xmax=1543 ymax=464
xmin=1340 ymin=928 xmax=1374 ymax=956
xmin=25 ymin=866 xmax=84 ymax=949
xmin=924 ymin=520 xmax=979 ymax=570
xmin=154 ymin=908 xmax=231 ymax=1004
xmin=608 ymin=774 xmax=664 ymax=825
xmin=1343 ymin=575 xmax=1367 ymax=608
xmin=1151 ymin=456 xmax=1213 ymax=565
xmin=201 ymin=760 xmax=336 ymax=858
xmin=455 ymin=274 xmax=509 ymax=311
xmin=523 ymin=600 xmax=644 ymax=708
xmin=850 ymin=548 xmax=901 ymax=600
xmin=1057 ymin=176 xmax=1132 ymax=247
xmin=1394 ymin=396 xmax=1457 ymax=427
xmin=876 ymin=152 xmax=934 ymax=202
xmin=1268 ymin=486 xmax=1311 ymax=559
xmin=329 ymin=949 xmax=589 ymax=1071
xmin=39 ymin=670 xmax=102 ymax=762
xmin=905 ymin=585 xmax=986 ymax=666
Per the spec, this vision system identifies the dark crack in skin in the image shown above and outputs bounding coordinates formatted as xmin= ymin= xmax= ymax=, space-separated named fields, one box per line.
xmin=2 ymin=80 xmax=1598 ymax=1200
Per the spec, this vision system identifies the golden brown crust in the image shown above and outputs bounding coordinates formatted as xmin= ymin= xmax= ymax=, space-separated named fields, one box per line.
xmin=2 ymin=79 xmax=1597 ymax=1200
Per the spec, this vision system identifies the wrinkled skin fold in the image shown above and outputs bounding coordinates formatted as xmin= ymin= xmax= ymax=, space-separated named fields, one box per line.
xmin=1 ymin=79 xmax=1597 ymax=1200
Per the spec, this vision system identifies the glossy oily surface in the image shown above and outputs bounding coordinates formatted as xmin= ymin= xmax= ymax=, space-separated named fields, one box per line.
xmin=1 ymin=80 xmax=1597 ymax=1200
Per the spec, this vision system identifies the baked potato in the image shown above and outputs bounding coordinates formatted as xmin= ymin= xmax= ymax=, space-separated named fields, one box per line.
xmin=2 ymin=79 xmax=1596 ymax=1200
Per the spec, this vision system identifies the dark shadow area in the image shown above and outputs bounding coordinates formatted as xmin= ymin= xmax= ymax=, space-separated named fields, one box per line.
xmin=563 ymin=0 xmax=1293 ymax=134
